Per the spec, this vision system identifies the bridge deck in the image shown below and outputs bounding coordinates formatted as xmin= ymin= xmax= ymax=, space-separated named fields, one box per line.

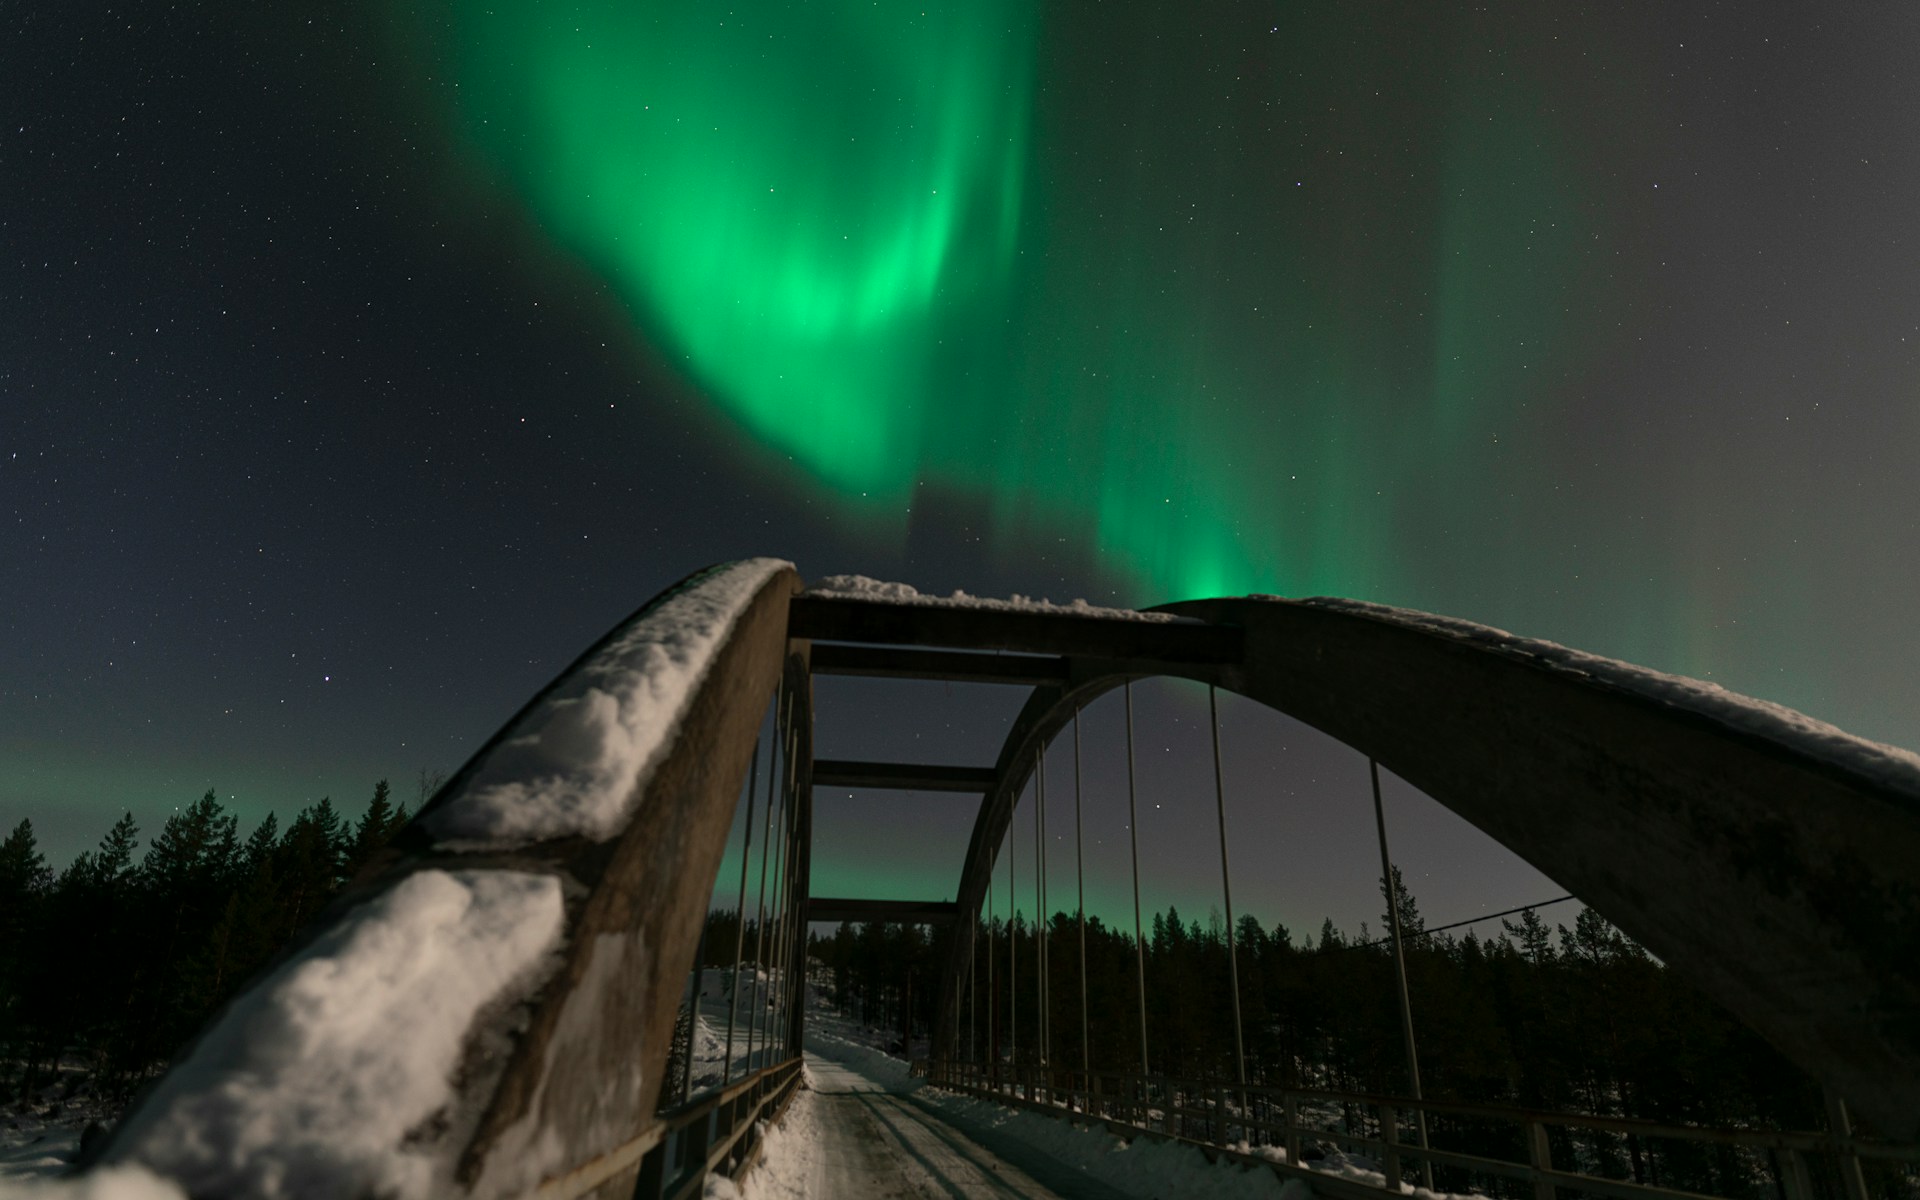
xmin=790 ymin=1051 xmax=1131 ymax=1199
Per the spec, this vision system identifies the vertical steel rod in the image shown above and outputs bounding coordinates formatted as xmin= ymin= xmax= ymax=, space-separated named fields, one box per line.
xmin=1036 ymin=750 xmax=1049 ymax=1066
xmin=721 ymin=732 xmax=762 ymax=1086
xmin=967 ymin=928 xmax=976 ymax=1066
xmin=769 ymin=718 xmax=800 ymax=1063
xmin=987 ymin=853 xmax=997 ymax=1074
xmin=1074 ymin=708 xmax=1089 ymax=1080
xmin=778 ymin=703 xmax=801 ymax=1062
xmin=1213 ymin=683 xmax=1244 ymax=1082
xmin=1211 ymin=688 xmax=1249 ymax=1102
xmin=1125 ymin=681 xmax=1150 ymax=1077
xmin=1372 ymin=759 xmax=1433 ymax=1189
xmin=762 ymin=750 xmax=788 ymax=1068
xmin=1009 ymin=815 xmax=1018 ymax=1070
xmin=680 ymin=917 xmax=708 ymax=1105
xmin=753 ymin=709 xmax=791 ymax=1068
xmin=745 ymin=699 xmax=780 ymax=1069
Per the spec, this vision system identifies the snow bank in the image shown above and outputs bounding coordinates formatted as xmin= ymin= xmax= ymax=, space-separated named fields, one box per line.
xmin=427 ymin=559 xmax=792 ymax=847
xmin=715 ymin=1083 xmax=824 ymax=1200
xmin=920 ymin=1091 xmax=1317 ymax=1200
xmin=1299 ymin=597 xmax=1920 ymax=795
xmin=100 ymin=869 xmax=566 ymax=1200
xmin=808 ymin=574 xmax=1177 ymax=623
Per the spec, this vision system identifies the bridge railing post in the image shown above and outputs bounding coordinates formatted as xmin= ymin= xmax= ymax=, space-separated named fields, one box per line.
xmin=1380 ymin=1102 xmax=1403 ymax=1192
xmin=1826 ymin=1091 xmax=1872 ymax=1200
xmin=1284 ymin=1092 xmax=1302 ymax=1165
xmin=1777 ymin=1147 xmax=1815 ymax=1200
xmin=1525 ymin=1118 xmax=1557 ymax=1200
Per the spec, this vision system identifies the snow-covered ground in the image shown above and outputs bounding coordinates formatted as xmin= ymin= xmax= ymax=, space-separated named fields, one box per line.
xmin=0 ymin=1134 xmax=79 ymax=1187
xmin=0 ymin=1065 xmax=119 ymax=1186
xmin=681 ymin=966 xmax=795 ymax=1095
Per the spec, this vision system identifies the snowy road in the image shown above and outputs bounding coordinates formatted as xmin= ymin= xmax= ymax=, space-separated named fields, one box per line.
xmin=737 ymin=997 xmax=1305 ymax=1200
xmin=794 ymin=1053 xmax=1131 ymax=1199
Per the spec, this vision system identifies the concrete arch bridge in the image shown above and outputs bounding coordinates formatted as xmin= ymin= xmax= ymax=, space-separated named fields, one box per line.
xmin=85 ymin=560 xmax=1920 ymax=1200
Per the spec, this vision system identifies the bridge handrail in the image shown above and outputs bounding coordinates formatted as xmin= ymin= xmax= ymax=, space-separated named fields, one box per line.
xmin=535 ymin=1058 xmax=804 ymax=1200
xmin=928 ymin=1059 xmax=1920 ymax=1200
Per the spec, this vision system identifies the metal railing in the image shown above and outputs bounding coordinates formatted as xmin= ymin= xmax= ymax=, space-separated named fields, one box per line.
xmin=927 ymin=1060 xmax=1920 ymax=1200
xmin=538 ymin=1057 xmax=804 ymax=1200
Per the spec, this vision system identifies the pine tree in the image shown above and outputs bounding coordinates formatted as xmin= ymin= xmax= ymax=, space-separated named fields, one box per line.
xmin=142 ymin=790 xmax=240 ymax=901
xmin=1502 ymin=906 xmax=1556 ymax=965
xmin=94 ymin=813 xmax=140 ymax=886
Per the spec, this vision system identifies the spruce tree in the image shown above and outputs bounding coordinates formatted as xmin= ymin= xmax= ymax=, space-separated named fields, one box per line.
xmin=1380 ymin=864 xmax=1427 ymax=938
xmin=275 ymin=800 xmax=346 ymax=936
xmin=0 ymin=820 xmax=51 ymax=1064
xmin=345 ymin=780 xmax=395 ymax=878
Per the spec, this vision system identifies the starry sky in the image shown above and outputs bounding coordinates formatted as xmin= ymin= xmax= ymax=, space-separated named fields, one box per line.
xmin=5 ymin=0 xmax=1918 ymax=940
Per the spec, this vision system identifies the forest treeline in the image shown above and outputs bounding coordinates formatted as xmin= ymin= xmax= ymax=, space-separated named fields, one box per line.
xmin=0 ymin=791 xmax=1858 ymax=1197
xmin=0 ymin=783 xmax=413 ymax=1101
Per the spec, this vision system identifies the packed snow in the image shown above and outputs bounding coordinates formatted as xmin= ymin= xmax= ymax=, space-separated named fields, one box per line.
xmin=427 ymin=558 xmax=792 ymax=847
xmin=806 ymin=575 xmax=1178 ymax=623
xmin=705 ymin=983 xmax=1463 ymax=1200
xmin=1303 ymin=597 xmax=1920 ymax=794
xmin=95 ymin=869 xmax=565 ymax=1200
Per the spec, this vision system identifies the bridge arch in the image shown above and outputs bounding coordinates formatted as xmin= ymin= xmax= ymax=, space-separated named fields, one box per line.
xmin=90 ymin=562 xmax=1920 ymax=1198
xmin=904 ymin=593 xmax=1920 ymax=1140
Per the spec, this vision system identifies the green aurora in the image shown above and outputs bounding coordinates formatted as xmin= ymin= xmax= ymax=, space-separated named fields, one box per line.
xmin=406 ymin=0 xmax=1602 ymax=604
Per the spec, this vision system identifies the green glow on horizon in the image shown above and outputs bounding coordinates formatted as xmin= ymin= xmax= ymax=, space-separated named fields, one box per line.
xmin=411 ymin=1 xmax=1596 ymax=604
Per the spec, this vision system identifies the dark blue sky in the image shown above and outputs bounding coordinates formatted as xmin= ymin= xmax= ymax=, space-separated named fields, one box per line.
xmin=4 ymin=0 xmax=1916 ymax=942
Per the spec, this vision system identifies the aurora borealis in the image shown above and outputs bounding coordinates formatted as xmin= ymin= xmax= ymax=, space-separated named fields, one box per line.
xmin=416 ymin=0 xmax=1593 ymax=604
xmin=5 ymin=0 xmax=1919 ymax=934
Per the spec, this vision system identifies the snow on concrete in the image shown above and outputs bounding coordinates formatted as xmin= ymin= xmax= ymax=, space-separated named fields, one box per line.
xmin=428 ymin=558 xmax=792 ymax=847
xmin=807 ymin=575 xmax=1177 ymax=622
xmin=1302 ymin=597 xmax=1920 ymax=793
xmin=0 ymin=1166 xmax=188 ymax=1200
xmin=98 ymin=869 xmax=565 ymax=1200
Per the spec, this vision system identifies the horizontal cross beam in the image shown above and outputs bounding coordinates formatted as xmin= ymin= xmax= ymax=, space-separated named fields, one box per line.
xmin=808 ymin=643 xmax=1070 ymax=686
xmin=808 ymin=898 xmax=959 ymax=926
xmin=789 ymin=595 xmax=1242 ymax=664
xmin=812 ymin=759 xmax=997 ymax=792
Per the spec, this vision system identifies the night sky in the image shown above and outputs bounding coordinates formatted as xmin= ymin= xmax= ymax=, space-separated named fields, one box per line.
xmin=6 ymin=1 xmax=1918 ymax=940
